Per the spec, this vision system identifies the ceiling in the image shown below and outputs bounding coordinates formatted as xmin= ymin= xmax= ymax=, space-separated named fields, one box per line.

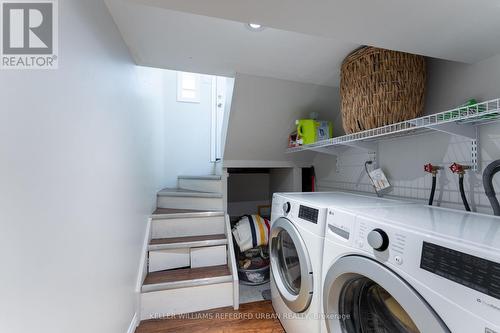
xmin=106 ymin=0 xmax=500 ymax=87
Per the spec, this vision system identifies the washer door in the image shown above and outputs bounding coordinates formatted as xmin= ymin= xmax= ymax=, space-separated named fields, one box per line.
xmin=323 ymin=255 xmax=450 ymax=333
xmin=270 ymin=217 xmax=314 ymax=313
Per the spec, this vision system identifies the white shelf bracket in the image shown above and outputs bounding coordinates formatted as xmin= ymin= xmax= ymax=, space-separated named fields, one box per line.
xmin=427 ymin=122 xmax=479 ymax=172
xmin=471 ymin=138 xmax=479 ymax=172
xmin=338 ymin=141 xmax=378 ymax=153
xmin=310 ymin=146 xmax=344 ymax=156
xmin=426 ymin=122 xmax=476 ymax=140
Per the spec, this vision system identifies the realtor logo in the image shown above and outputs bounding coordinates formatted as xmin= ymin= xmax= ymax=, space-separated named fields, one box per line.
xmin=1 ymin=0 xmax=58 ymax=69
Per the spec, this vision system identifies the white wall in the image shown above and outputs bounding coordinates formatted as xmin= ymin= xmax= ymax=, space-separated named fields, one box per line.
xmin=315 ymin=54 xmax=500 ymax=215
xmin=224 ymin=73 xmax=340 ymax=167
xmin=163 ymin=71 xmax=215 ymax=187
xmin=0 ymin=1 xmax=166 ymax=332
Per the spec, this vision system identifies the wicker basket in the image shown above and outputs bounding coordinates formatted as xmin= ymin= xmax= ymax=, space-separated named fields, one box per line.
xmin=340 ymin=47 xmax=426 ymax=134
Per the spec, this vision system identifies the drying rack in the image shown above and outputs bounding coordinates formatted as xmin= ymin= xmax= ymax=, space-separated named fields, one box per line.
xmin=286 ymin=98 xmax=500 ymax=172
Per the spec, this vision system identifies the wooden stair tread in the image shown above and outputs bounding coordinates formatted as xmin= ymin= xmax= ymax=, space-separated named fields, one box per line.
xmin=151 ymin=208 xmax=225 ymax=221
xmin=150 ymin=234 xmax=226 ymax=246
xmin=144 ymin=265 xmax=231 ymax=286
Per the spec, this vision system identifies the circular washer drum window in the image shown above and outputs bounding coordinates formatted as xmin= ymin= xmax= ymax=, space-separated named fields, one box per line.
xmin=276 ymin=229 xmax=302 ymax=295
xmin=339 ymin=277 xmax=420 ymax=333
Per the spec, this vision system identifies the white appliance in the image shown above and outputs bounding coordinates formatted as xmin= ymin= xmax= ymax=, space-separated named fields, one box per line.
xmin=270 ymin=191 xmax=412 ymax=333
xmin=322 ymin=204 xmax=500 ymax=333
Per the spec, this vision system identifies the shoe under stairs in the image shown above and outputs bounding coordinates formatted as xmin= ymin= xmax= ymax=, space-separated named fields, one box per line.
xmin=139 ymin=175 xmax=239 ymax=321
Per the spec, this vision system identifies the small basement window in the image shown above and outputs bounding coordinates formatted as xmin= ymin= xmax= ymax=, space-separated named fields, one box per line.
xmin=177 ymin=72 xmax=201 ymax=103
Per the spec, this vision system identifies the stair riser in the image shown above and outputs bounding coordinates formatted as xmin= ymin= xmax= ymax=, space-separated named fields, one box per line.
xmin=190 ymin=245 xmax=227 ymax=268
xmin=157 ymin=196 xmax=223 ymax=211
xmin=148 ymin=249 xmax=190 ymax=273
xmin=151 ymin=216 xmax=225 ymax=239
xmin=141 ymin=282 xmax=233 ymax=320
xmin=178 ymin=178 xmax=222 ymax=193
xmin=148 ymin=245 xmax=227 ymax=272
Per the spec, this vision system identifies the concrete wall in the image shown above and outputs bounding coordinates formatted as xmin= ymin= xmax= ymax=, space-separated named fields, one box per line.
xmin=223 ymin=73 xmax=340 ymax=167
xmin=315 ymin=54 xmax=500 ymax=215
xmin=0 ymin=1 xmax=166 ymax=332
xmin=163 ymin=71 xmax=215 ymax=187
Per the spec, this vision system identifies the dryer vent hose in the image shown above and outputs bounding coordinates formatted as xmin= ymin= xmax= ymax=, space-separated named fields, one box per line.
xmin=483 ymin=159 xmax=500 ymax=216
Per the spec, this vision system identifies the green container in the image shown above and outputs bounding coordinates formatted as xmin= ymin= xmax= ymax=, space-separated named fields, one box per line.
xmin=296 ymin=119 xmax=317 ymax=145
xmin=296 ymin=119 xmax=333 ymax=145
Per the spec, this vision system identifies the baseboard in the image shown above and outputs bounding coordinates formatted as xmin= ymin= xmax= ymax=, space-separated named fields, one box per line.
xmin=127 ymin=312 xmax=139 ymax=333
xmin=136 ymin=217 xmax=152 ymax=292
xmin=135 ymin=217 xmax=152 ymax=324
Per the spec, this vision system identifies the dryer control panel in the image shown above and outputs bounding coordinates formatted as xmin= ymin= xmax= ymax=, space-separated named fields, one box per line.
xmin=271 ymin=194 xmax=329 ymax=237
xmin=298 ymin=205 xmax=319 ymax=224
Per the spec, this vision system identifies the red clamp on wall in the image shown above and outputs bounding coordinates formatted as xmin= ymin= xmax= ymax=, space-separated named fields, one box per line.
xmin=449 ymin=162 xmax=471 ymax=175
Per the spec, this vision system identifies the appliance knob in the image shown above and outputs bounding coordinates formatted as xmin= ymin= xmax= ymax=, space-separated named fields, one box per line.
xmin=283 ymin=202 xmax=291 ymax=214
xmin=367 ymin=229 xmax=389 ymax=252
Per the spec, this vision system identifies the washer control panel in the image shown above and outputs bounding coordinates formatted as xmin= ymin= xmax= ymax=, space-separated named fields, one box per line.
xmin=356 ymin=220 xmax=407 ymax=265
xmin=367 ymin=228 xmax=389 ymax=251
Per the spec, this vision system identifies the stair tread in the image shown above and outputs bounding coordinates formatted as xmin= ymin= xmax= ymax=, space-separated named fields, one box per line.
xmin=144 ymin=265 xmax=231 ymax=286
xmin=151 ymin=208 xmax=224 ymax=220
xmin=150 ymin=234 xmax=227 ymax=246
xmin=152 ymin=208 xmax=222 ymax=215
xmin=178 ymin=175 xmax=222 ymax=180
xmin=158 ymin=187 xmax=223 ymax=198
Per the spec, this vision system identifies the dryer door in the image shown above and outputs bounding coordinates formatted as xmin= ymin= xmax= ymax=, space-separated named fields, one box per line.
xmin=323 ymin=255 xmax=450 ymax=333
xmin=270 ymin=217 xmax=314 ymax=313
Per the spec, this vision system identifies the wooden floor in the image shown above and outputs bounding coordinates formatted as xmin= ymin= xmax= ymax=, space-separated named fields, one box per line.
xmin=135 ymin=301 xmax=285 ymax=333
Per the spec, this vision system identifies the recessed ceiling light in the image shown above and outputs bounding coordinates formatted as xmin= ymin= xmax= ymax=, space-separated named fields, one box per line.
xmin=246 ymin=23 xmax=264 ymax=31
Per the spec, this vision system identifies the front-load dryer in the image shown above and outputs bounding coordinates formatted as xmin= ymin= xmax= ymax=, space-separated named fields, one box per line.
xmin=322 ymin=204 xmax=500 ymax=333
xmin=270 ymin=191 xmax=413 ymax=333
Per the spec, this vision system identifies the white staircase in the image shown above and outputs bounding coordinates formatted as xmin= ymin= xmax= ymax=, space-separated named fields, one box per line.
xmin=139 ymin=175 xmax=238 ymax=321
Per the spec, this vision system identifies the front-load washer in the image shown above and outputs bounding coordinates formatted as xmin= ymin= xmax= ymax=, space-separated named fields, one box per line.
xmin=322 ymin=204 xmax=500 ymax=333
xmin=270 ymin=191 xmax=413 ymax=333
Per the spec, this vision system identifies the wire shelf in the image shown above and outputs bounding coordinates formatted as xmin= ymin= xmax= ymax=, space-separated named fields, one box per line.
xmin=286 ymin=98 xmax=500 ymax=154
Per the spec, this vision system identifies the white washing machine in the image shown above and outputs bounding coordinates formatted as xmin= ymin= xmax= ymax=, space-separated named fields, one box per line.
xmin=270 ymin=191 xmax=413 ymax=333
xmin=322 ymin=204 xmax=500 ymax=333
